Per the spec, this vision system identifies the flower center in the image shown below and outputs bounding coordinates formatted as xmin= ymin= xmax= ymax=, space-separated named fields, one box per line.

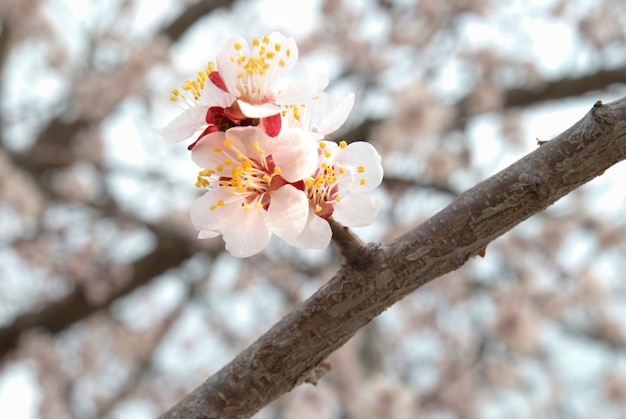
xmin=196 ymin=139 xmax=283 ymax=211
xmin=230 ymin=36 xmax=292 ymax=104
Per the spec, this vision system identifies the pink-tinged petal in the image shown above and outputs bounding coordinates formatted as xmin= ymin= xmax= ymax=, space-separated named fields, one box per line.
xmin=224 ymin=126 xmax=272 ymax=159
xmin=237 ymin=100 xmax=282 ymax=118
xmin=190 ymin=189 xmax=235 ymax=233
xmin=271 ymin=128 xmax=318 ymax=182
xmin=221 ymin=206 xmax=271 ymax=258
xmin=336 ymin=142 xmax=384 ymax=193
xmin=332 ymin=194 xmax=383 ymax=227
xmin=198 ymin=77 xmax=235 ymax=108
xmin=316 ymin=93 xmax=355 ymax=135
xmin=280 ymin=209 xmax=332 ymax=249
xmin=161 ymin=106 xmax=209 ymax=143
xmin=275 ymin=74 xmax=328 ymax=104
xmin=267 ymin=185 xmax=309 ymax=239
xmin=216 ymin=36 xmax=251 ymax=96
xmin=191 ymin=131 xmax=227 ymax=168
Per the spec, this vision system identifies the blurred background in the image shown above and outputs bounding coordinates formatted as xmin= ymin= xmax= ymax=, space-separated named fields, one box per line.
xmin=1 ymin=0 xmax=626 ymax=418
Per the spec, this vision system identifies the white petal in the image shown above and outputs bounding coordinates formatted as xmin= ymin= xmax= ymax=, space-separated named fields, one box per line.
xmin=216 ymin=36 xmax=251 ymax=96
xmin=199 ymin=79 xmax=235 ymax=107
xmin=191 ymin=131 xmax=227 ymax=168
xmin=316 ymin=93 xmax=355 ymax=135
xmin=222 ymin=206 xmax=271 ymax=258
xmin=237 ymin=100 xmax=281 ymax=118
xmin=267 ymin=185 xmax=309 ymax=238
xmin=198 ymin=230 xmax=220 ymax=239
xmin=262 ymin=32 xmax=299 ymax=80
xmin=276 ymin=74 xmax=329 ymax=103
xmin=270 ymin=128 xmax=318 ymax=182
xmin=280 ymin=209 xmax=332 ymax=249
xmin=332 ymin=194 xmax=383 ymax=227
xmin=337 ymin=142 xmax=384 ymax=193
xmin=161 ymin=106 xmax=208 ymax=143
xmin=190 ymin=189 xmax=235 ymax=233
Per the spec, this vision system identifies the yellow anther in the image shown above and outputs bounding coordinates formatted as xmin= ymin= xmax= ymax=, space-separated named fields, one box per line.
xmin=357 ymin=166 xmax=365 ymax=173
xmin=274 ymin=167 xmax=281 ymax=175
xmin=319 ymin=142 xmax=326 ymax=149
xmin=274 ymin=43 xmax=281 ymax=51
xmin=224 ymin=140 xmax=232 ymax=148
xmin=360 ymin=178 xmax=366 ymax=185
xmin=339 ymin=141 xmax=347 ymax=148
xmin=339 ymin=167 xmax=345 ymax=174
xmin=214 ymin=147 xmax=222 ymax=152
xmin=314 ymin=205 xmax=322 ymax=213
xmin=235 ymin=42 xmax=243 ymax=50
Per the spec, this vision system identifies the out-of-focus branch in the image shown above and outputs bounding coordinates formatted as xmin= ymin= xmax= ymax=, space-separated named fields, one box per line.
xmin=161 ymin=0 xmax=235 ymax=42
xmin=0 ymin=226 xmax=196 ymax=358
xmin=160 ymin=97 xmax=626 ymax=418
xmin=503 ymin=67 xmax=626 ymax=108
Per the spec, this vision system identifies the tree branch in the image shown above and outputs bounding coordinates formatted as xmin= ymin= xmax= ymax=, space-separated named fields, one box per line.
xmin=160 ymin=96 xmax=626 ymax=418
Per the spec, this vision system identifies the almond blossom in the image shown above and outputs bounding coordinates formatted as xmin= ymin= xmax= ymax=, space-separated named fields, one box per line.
xmin=280 ymin=140 xmax=384 ymax=249
xmin=160 ymin=32 xmax=328 ymax=145
xmin=190 ymin=126 xmax=319 ymax=257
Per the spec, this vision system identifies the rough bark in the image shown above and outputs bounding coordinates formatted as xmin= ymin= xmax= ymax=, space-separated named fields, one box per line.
xmin=160 ymin=96 xmax=626 ymax=418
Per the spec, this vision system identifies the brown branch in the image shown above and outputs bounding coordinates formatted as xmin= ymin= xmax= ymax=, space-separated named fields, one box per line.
xmin=504 ymin=67 xmax=626 ymax=108
xmin=328 ymin=217 xmax=368 ymax=266
xmin=160 ymin=96 xmax=626 ymax=418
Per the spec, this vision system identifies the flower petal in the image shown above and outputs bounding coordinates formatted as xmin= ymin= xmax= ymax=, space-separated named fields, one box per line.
xmin=199 ymin=78 xmax=235 ymax=108
xmin=190 ymin=188 xmax=237 ymax=233
xmin=191 ymin=131 xmax=227 ymax=168
xmin=316 ymin=93 xmax=355 ymax=135
xmin=161 ymin=106 xmax=209 ymax=143
xmin=267 ymin=185 xmax=309 ymax=239
xmin=216 ymin=36 xmax=251 ymax=97
xmin=270 ymin=128 xmax=318 ymax=182
xmin=221 ymin=206 xmax=271 ymax=257
xmin=276 ymin=74 xmax=329 ymax=104
xmin=237 ymin=100 xmax=282 ymax=118
xmin=280 ymin=209 xmax=332 ymax=249
xmin=332 ymin=193 xmax=383 ymax=227
xmin=337 ymin=141 xmax=384 ymax=193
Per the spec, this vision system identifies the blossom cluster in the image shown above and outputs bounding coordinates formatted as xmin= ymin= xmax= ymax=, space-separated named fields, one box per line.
xmin=160 ymin=32 xmax=383 ymax=258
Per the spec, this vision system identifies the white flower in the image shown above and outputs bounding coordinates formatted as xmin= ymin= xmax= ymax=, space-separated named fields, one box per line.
xmin=280 ymin=140 xmax=384 ymax=249
xmin=190 ymin=126 xmax=319 ymax=257
xmin=217 ymin=32 xmax=328 ymax=119
xmin=159 ymin=32 xmax=328 ymax=143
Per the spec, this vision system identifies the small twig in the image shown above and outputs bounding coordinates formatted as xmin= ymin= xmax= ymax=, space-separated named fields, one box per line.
xmin=327 ymin=217 xmax=368 ymax=266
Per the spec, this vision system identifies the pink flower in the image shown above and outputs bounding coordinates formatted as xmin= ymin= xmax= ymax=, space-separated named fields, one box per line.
xmin=280 ymin=140 xmax=384 ymax=249
xmin=190 ymin=126 xmax=319 ymax=257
